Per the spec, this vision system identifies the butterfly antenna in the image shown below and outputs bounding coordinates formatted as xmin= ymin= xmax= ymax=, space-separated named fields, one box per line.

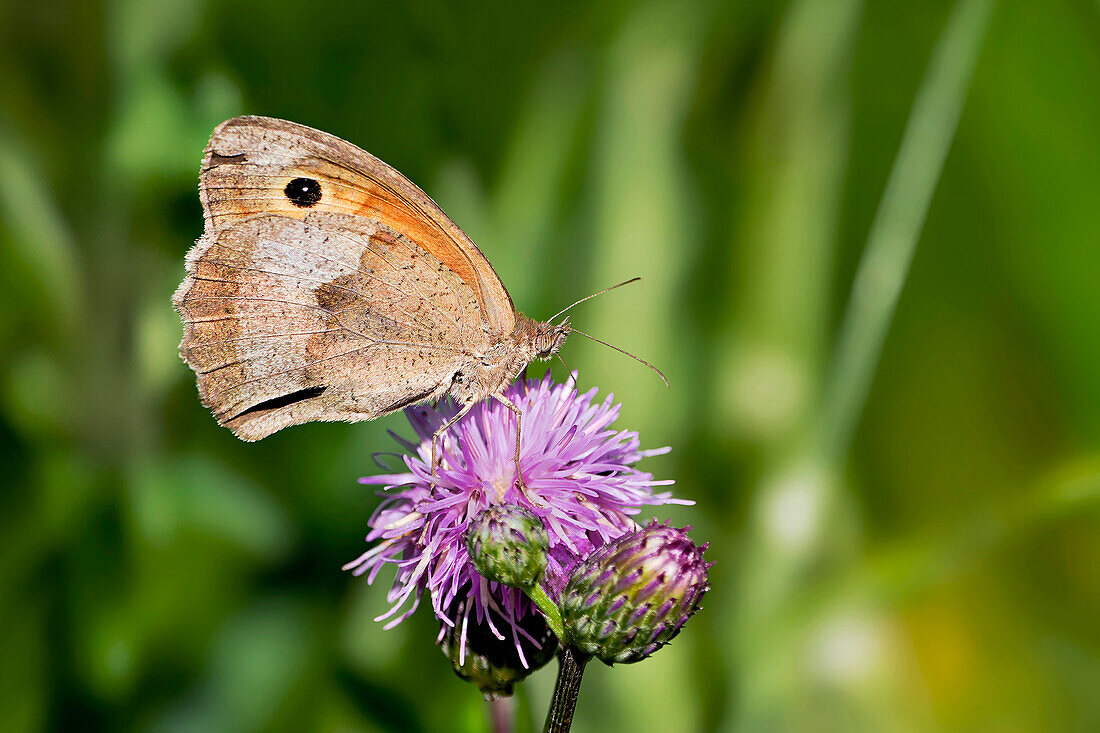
xmin=548 ymin=277 xmax=642 ymax=323
xmin=569 ymin=327 xmax=670 ymax=388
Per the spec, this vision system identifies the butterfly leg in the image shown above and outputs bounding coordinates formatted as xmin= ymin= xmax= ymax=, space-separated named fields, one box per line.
xmin=490 ymin=392 xmax=526 ymax=489
xmin=430 ymin=401 xmax=477 ymax=488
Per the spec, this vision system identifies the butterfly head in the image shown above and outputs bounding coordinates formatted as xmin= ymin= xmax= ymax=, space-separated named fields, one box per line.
xmin=533 ymin=318 xmax=572 ymax=361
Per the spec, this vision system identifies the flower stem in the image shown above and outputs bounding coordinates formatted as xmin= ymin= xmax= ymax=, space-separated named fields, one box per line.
xmin=526 ymin=583 xmax=564 ymax=640
xmin=488 ymin=696 xmax=514 ymax=733
xmin=542 ymin=647 xmax=589 ymax=733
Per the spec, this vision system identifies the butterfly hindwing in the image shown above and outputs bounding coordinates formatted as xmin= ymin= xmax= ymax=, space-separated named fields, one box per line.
xmin=174 ymin=212 xmax=482 ymax=440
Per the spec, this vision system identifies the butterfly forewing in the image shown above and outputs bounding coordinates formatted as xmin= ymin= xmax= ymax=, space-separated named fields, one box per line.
xmin=200 ymin=116 xmax=516 ymax=336
xmin=175 ymin=212 xmax=482 ymax=440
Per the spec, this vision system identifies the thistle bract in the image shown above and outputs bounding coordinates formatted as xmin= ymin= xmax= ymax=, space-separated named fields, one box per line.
xmin=465 ymin=504 xmax=549 ymax=589
xmin=438 ymin=598 xmax=558 ymax=700
xmin=560 ymin=520 xmax=709 ymax=665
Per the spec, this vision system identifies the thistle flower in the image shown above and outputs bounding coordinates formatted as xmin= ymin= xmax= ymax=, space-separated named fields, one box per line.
xmin=343 ymin=372 xmax=688 ymax=663
xmin=560 ymin=520 xmax=710 ymax=665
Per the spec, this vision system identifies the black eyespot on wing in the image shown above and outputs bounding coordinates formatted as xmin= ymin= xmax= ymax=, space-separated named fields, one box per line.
xmin=284 ymin=177 xmax=322 ymax=208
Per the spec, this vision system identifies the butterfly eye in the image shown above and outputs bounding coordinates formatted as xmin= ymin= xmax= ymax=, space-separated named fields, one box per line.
xmin=284 ymin=177 xmax=322 ymax=208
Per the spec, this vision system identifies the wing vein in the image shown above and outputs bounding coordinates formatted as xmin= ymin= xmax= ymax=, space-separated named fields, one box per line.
xmin=195 ymin=231 xmax=461 ymax=333
xmin=187 ymin=260 xmax=436 ymax=336
xmin=322 ymin=225 xmax=467 ymax=336
xmin=216 ymin=339 xmax=459 ymax=401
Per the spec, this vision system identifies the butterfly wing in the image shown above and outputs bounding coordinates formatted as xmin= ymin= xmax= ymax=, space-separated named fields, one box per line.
xmin=174 ymin=211 xmax=483 ymax=440
xmin=199 ymin=115 xmax=516 ymax=336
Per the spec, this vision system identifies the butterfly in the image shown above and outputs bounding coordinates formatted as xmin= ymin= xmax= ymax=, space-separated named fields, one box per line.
xmin=174 ymin=116 xmax=610 ymax=481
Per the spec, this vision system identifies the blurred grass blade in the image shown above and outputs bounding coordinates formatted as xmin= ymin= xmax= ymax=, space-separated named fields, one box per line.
xmin=581 ymin=4 xmax=710 ymax=730
xmin=486 ymin=51 xmax=589 ymax=302
xmin=0 ymin=127 xmax=81 ymax=334
xmin=820 ymin=0 xmax=996 ymax=459
xmin=718 ymin=0 xmax=861 ymax=449
xmin=727 ymin=2 xmax=996 ymax=728
xmin=723 ymin=0 xmax=863 ymax=726
xmin=767 ymin=457 xmax=1100 ymax=659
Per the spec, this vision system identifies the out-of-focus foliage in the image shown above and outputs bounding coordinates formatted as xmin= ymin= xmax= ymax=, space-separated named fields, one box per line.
xmin=1 ymin=0 xmax=1098 ymax=730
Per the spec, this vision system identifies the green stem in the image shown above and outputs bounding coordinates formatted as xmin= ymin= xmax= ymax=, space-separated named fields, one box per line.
xmin=525 ymin=583 xmax=564 ymax=640
xmin=542 ymin=647 xmax=589 ymax=733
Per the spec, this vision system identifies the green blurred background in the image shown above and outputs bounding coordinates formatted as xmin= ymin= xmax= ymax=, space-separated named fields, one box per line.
xmin=2 ymin=0 xmax=1099 ymax=730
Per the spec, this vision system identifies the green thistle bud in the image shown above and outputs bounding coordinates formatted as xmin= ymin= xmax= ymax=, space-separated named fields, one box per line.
xmin=437 ymin=598 xmax=558 ymax=700
xmin=560 ymin=520 xmax=710 ymax=665
xmin=464 ymin=504 xmax=549 ymax=589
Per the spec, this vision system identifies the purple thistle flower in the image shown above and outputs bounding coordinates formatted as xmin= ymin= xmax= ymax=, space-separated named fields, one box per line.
xmin=343 ymin=372 xmax=689 ymax=663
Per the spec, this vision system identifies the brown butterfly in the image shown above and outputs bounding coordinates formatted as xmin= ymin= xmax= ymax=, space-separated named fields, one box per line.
xmin=174 ymin=116 xmax=655 ymax=477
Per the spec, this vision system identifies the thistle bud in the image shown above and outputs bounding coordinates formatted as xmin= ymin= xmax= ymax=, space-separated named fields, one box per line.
xmin=465 ymin=504 xmax=549 ymax=589
xmin=438 ymin=599 xmax=559 ymax=699
xmin=560 ymin=520 xmax=709 ymax=665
